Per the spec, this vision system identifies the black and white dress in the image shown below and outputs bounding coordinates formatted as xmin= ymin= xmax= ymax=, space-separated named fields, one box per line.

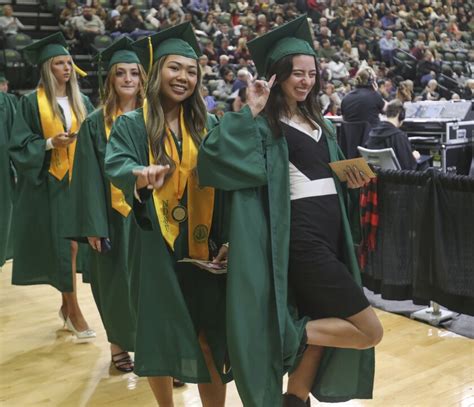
xmin=281 ymin=118 xmax=369 ymax=320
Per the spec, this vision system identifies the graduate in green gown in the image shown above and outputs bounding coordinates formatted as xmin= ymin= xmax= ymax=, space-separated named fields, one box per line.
xmin=68 ymin=37 xmax=147 ymax=371
xmin=105 ymin=23 xmax=230 ymax=405
xmin=198 ymin=15 xmax=383 ymax=407
xmin=9 ymin=33 xmax=96 ymax=340
xmin=0 ymin=90 xmax=16 ymax=267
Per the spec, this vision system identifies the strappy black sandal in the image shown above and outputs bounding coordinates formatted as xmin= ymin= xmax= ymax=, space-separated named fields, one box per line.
xmin=111 ymin=351 xmax=134 ymax=373
xmin=173 ymin=378 xmax=186 ymax=388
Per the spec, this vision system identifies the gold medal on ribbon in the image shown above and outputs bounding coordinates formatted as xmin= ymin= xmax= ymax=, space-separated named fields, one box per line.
xmin=172 ymin=205 xmax=188 ymax=223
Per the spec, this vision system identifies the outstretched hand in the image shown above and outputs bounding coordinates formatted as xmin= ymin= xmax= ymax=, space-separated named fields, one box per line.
xmin=247 ymin=74 xmax=276 ymax=118
xmin=133 ymin=164 xmax=170 ymax=190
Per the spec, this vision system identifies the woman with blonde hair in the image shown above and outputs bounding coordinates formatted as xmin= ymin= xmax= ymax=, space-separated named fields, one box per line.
xmin=68 ymin=37 xmax=146 ymax=371
xmin=9 ymin=32 xmax=95 ymax=339
xmin=396 ymin=80 xmax=413 ymax=103
xmin=105 ymin=23 xmax=230 ymax=405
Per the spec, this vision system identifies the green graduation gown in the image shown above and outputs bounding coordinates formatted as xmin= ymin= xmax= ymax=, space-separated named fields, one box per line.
xmin=0 ymin=92 xmax=16 ymax=267
xmin=8 ymin=91 xmax=94 ymax=292
xmin=67 ymin=109 xmax=136 ymax=350
xmin=197 ymin=106 xmax=375 ymax=405
xmin=105 ymin=108 xmax=231 ymax=383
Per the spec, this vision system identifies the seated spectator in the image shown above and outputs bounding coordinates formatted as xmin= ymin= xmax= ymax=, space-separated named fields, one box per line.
xmin=200 ymin=12 xmax=217 ymax=35
xmin=202 ymin=39 xmax=218 ymax=66
xmin=213 ymin=67 xmax=234 ymax=101
xmin=214 ymin=23 xmax=235 ymax=46
xmin=379 ymin=30 xmax=396 ymax=65
xmin=0 ymin=5 xmax=25 ymax=36
xmin=319 ymin=39 xmax=336 ymax=61
xmin=116 ymin=0 xmax=131 ymax=17
xmin=341 ymin=40 xmax=359 ymax=62
xmin=121 ymin=7 xmax=154 ymax=40
xmin=159 ymin=0 xmax=185 ymax=27
xmin=320 ymin=82 xmax=342 ymax=114
xmin=187 ymin=0 xmax=209 ymax=20
xmin=75 ymin=6 xmax=105 ymax=51
xmin=90 ymin=0 xmax=107 ymax=22
xmin=144 ymin=8 xmax=161 ymax=30
xmin=380 ymin=79 xmax=396 ymax=101
xmin=396 ymin=80 xmax=413 ymax=103
xmin=357 ymin=40 xmax=372 ymax=62
xmin=327 ymin=54 xmax=350 ymax=81
xmin=234 ymin=37 xmax=251 ymax=62
xmin=231 ymin=68 xmax=251 ymax=92
xmin=439 ymin=33 xmax=452 ymax=51
xmin=365 ymin=99 xmax=418 ymax=170
xmin=411 ymin=41 xmax=426 ymax=61
xmin=201 ymin=85 xmax=217 ymax=112
xmin=198 ymin=54 xmax=216 ymax=79
xmin=59 ymin=0 xmax=83 ymax=40
xmin=381 ymin=9 xmax=397 ymax=30
xmin=421 ymin=79 xmax=440 ymax=101
xmin=417 ymin=50 xmax=440 ymax=87
xmin=106 ymin=10 xmax=123 ymax=39
xmin=217 ymin=38 xmax=235 ymax=61
xmin=394 ymin=31 xmax=409 ymax=51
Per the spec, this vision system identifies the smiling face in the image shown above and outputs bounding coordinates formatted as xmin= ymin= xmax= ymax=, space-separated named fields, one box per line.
xmin=112 ymin=63 xmax=141 ymax=100
xmin=280 ymin=54 xmax=317 ymax=107
xmin=159 ymin=54 xmax=198 ymax=105
xmin=50 ymin=55 xmax=73 ymax=86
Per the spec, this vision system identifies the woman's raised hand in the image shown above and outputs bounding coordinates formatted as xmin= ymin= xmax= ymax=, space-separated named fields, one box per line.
xmin=247 ymin=74 xmax=276 ymax=118
xmin=133 ymin=164 xmax=170 ymax=190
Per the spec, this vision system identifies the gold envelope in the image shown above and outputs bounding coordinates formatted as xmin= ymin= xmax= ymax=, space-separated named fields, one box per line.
xmin=328 ymin=157 xmax=376 ymax=182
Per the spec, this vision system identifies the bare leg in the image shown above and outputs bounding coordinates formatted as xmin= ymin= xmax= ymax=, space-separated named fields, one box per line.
xmin=306 ymin=306 xmax=383 ymax=350
xmin=147 ymin=376 xmax=173 ymax=407
xmin=287 ymin=346 xmax=323 ymax=402
xmin=61 ymin=241 xmax=90 ymax=332
xmin=197 ymin=332 xmax=226 ymax=407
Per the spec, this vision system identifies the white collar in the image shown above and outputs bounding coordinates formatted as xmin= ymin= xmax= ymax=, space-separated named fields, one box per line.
xmin=280 ymin=116 xmax=322 ymax=142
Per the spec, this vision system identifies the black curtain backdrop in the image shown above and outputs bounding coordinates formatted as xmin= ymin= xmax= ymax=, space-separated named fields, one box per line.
xmin=362 ymin=169 xmax=474 ymax=316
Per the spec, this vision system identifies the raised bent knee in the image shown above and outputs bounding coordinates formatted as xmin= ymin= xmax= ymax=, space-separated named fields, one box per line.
xmin=361 ymin=323 xmax=384 ymax=349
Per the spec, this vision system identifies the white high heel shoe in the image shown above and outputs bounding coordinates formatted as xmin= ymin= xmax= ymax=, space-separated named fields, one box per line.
xmin=65 ymin=317 xmax=96 ymax=340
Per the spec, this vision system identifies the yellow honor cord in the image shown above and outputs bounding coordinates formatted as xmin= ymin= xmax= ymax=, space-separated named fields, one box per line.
xmin=104 ymin=108 xmax=132 ymax=217
xmin=143 ymin=103 xmax=214 ymax=260
xmin=37 ymin=87 xmax=79 ymax=181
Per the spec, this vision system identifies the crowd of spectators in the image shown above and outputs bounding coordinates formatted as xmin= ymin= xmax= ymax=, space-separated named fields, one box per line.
xmin=1 ymin=0 xmax=473 ymax=114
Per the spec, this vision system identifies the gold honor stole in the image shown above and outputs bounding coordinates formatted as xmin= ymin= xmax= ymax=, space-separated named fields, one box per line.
xmin=143 ymin=100 xmax=215 ymax=260
xmin=37 ymin=87 xmax=79 ymax=181
xmin=104 ymin=108 xmax=132 ymax=217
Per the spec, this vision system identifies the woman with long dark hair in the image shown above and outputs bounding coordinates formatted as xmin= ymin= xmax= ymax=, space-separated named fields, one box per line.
xmin=9 ymin=32 xmax=95 ymax=339
xmin=68 ymin=37 xmax=147 ymax=371
xmin=104 ymin=23 xmax=230 ymax=405
xmin=198 ymin=15 xmax=383 ymax=406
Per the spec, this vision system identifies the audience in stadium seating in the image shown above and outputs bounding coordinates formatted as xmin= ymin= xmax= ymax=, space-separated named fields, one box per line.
xmin=0 ymin=5 xmax=25 ymax=36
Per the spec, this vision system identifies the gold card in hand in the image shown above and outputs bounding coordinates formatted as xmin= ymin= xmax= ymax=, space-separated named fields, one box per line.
xmin=328 ymin=157 xmax=376 ymax=182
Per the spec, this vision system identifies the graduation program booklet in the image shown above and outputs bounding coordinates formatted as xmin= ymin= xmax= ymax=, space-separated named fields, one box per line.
xmin=178 ymin=258 xmax=227 ymax=274
xmin=328 ymin=157 xmax=376 ymax=182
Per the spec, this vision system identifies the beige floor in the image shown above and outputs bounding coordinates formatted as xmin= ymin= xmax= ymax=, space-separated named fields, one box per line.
xmin=0 ymin=260 xmax=473 ymax=407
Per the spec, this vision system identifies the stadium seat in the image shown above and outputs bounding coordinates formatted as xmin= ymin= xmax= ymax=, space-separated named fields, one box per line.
xmin=0 ymin=48 xmax=28 ymax=90
xmin=93 ymin=35 xmax=113 ymax=52
xmin=455 ymin=52 xmax=467 ymax=63
xmin=5 ymin=33 xmax=33 ymax=50
xmin=443 ymin=52 xmax=455 ymax=62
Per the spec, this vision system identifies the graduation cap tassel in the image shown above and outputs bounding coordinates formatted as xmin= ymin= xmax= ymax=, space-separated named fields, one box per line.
xmin=147 ymin=36 xmax=153 ymax=77
xmin=73 ymin=63 xmax=88 ymax=78
xmin=97 ymin=54 xmax=105 ymax=103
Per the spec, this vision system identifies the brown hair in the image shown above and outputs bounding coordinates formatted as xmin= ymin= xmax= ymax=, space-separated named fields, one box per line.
xmin=264 ymin=54 xmax=330 ymax=138
xmin=102 ymin=63 xmax=147 ymax=129
xmin=146 ymin=55 xmax=207 ymax=176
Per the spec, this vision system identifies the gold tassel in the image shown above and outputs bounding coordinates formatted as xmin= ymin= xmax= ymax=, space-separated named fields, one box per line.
xmin=73 ymin=63 xmax=87 ymax=77
xmin=148 ymin=36 xmax=153 ymax=76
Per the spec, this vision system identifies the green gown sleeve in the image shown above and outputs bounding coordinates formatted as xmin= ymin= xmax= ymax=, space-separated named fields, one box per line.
xmin=105 ymin=113 xmax=146 ymax=206
xmin=68 ymin=112 xmax=109 ymax=240
xmin=198 ymin=105 xmax=267 ymax=190
xmin=8 ymin=94 xmax=50 ymax=186
xmin=0 ymin=93 xmax=17 ymax=266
